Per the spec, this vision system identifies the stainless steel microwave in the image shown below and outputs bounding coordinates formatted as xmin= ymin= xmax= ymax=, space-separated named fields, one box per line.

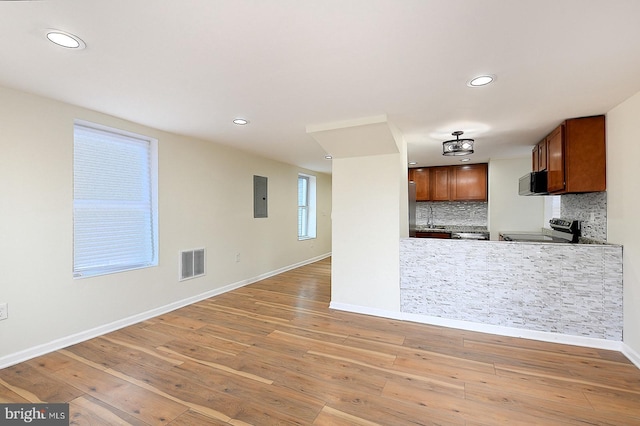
xmin=519 ymin=171 xmax=548 ymax=196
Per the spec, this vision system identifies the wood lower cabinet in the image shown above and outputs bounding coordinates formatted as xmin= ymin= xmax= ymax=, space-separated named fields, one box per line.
xmin=545 ymin=115 xmax=606 ymax=194
xmin=415 ymin=231 xmax=451 ymax=239
xmin=409 ymin=163 xmax=488 ymax=202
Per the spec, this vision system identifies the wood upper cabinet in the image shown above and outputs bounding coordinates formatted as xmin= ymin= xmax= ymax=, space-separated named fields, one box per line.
xmin=409 ymin=168 xmax=430 ymax=201
xmin=533 ymin=138 xmax=548 ymax=172
xmin=546 ymin=115 xmax=606 ymax=194
xmin=451 ymin=163 xmax=488 ymax=201
xmin=430 ymin=166 xmax=451 ymax=201
xmin=537 ymin=139 xmax=548 ymax=171
xmin=546 ymin=125 xmax=564 ymax=192
xmin=408 ymin=163 xmax=488 ymax=202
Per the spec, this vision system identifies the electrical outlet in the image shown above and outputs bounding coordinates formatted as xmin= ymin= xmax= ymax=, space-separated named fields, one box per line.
xmin=235 ymin=253 xmax=241 ymax=263
xmin=0 ymin=303 xmax=7 ymax=321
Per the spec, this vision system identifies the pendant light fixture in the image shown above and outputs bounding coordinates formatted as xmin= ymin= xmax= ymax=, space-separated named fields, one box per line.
xmin=442 ymin=131 xmax=474 ymax=156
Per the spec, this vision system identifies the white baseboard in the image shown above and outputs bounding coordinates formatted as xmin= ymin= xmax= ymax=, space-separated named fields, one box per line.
xmin=622 ymin=342 xmax=640 ymax=369
xmin=329 ymin=301 xmax=404 ymax=321
xmin=330 ymin=302 xmax=625 ymax=353
xmin=0 ymin=253 xmax=331 ymax=369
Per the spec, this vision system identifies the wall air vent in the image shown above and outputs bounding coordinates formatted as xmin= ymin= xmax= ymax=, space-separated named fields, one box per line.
xmin=180 ymin=248 xmax=205 ymax=281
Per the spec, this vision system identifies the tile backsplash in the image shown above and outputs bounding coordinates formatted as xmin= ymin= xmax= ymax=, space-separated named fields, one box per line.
xmin=416 ymin=201 xmax=488 ymax=227
xmin=415 ymin=193 xmax=605 ymax=239
xmin=561 ymin=191 xmax=607 ymax=241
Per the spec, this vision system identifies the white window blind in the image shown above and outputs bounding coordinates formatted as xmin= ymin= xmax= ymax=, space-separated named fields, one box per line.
xmin=73 ymin=122 xmax=158 ymax=278
xmin=298 ymin=175 xmax=309 ymax=238
xmin=298 ymin=173 xmax=317 ymax=240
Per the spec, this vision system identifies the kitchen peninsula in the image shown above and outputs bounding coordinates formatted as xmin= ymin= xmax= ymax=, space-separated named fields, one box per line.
xmin=400 ymin=237 xmax=622 ymax=342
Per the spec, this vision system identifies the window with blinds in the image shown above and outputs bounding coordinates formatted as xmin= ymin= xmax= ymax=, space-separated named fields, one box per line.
xmin=298 ymin=173 xmax=317 ymax=240
xmin=73 ymin=121 xmax=158 ymax=278
xmin=298 ymin=175 xmax=309 ymax=238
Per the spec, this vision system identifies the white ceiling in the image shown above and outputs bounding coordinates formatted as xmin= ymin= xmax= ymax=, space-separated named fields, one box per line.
xmin=2 ymin=0 xmax=640 ymax=174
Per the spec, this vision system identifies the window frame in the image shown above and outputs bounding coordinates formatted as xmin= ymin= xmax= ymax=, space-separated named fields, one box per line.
xmin=298 ymin=173 xmax=317 ymax=240
xmin=73 ymin=120 xmax=159 ymax=278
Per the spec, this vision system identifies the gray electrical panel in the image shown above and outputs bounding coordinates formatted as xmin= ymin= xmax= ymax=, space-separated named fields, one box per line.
xmin=253 ymin=175 xmax=268 ymax=218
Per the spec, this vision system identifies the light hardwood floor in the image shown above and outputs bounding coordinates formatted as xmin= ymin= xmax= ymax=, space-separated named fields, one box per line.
xmin=1 ymin=257 xmax=640 ymax=425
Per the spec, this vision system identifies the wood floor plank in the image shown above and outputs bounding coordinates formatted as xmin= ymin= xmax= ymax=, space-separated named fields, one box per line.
xmin=313 ymin=406 xmax=381 ymax=426
xmin=494 ymin=361 xmax=640 ymax=395
xmin=155 ymin=346 xmax=273 ymax=385
xmin=108 ymin=358 xmax=239 ymax=422
xmin=167 ymin=409 xmax=231 ymax=426
xmin=69 ymin=394 xmax=148 ymax=426
xmin=168 ymin=360 xmax=325 ymax=424
xmin=274 ymin=321 xmax=351 ymax=344
xmin=583 ymin=386 xmax=640 ymax=420
xmin=197 ymin=340 xmax=390 ymax=406
xmin=0 ymin=384 xmax=30 ymax=403
xmin=0 ymin=376 xmax=44 ymax=403
xmin=0 ymin=362 xmax=83 ymax=403
xmin=465 ymin=338 xmax=638 ymax=373
xmin=324 ymin=390 xmax=464 ymax=426
xmin=105 ymin=322 xmax=186 ymax=351
xmin=99 ymin=336 xmax=185 ymax=366
xmin=2 ymin=257 xmax=639 ymax=425
xmin=392 ymin=352 xmax=497 ymax=385
xmin=197 ymin=299 xmax=294 ymax=325
xmin=464 ymin=380 xmax=632 ymax=426
xmin=385 ymin=376 xmax=598 ymax=426
xmin=306 ymin=350 xmax=465 ymax=395
xmin=269 ymin=329 xmax=397 ymax=365
xmin=153 ymin=312 xmax=210 ymax=331
xmin=51 ymin=355 xmax=190 ymax=424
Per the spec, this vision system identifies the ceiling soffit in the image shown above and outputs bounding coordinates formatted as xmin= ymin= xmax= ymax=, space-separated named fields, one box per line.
xmin=307 ymin=115 xmax=399 ymax=159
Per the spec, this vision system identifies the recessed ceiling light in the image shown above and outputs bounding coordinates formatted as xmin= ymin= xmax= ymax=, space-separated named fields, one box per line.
xmin=324 ymin=155 xmax=333 ymax=160
xmin=408 ymin=161 xmax=417 ymax=166
xmin=460 ymin=158 xmax=471 ymax=162
xmin=233 ymin=118 xmax=249 ymax=125
xmin=467 ymin=75 xmax=495 ymax=87
xmin=46 ymin=29 xmax=86 ymax=49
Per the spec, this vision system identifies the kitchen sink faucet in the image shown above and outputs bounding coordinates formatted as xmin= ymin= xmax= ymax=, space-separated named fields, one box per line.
xmin=427 ymin=205 xmax=434 ymax=228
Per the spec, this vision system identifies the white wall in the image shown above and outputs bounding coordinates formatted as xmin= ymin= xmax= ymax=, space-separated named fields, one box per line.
xmin=606 ymin=89 xmax=640 ymax=358
xmin=0 ymin=85 xmax=331 ymax=364
xmin=488 ymin=157 xmax=545 ymax=239
xmin=331 ymin=154 xmax=401 ymax=312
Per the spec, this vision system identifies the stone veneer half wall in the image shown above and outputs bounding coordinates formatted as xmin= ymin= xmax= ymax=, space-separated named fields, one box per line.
xmin=400 ymin=238 xmax=622 ymax=341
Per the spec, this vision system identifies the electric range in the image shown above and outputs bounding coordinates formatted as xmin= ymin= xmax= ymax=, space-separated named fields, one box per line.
xmin=499 ymin=218 xmax=581 ymax=243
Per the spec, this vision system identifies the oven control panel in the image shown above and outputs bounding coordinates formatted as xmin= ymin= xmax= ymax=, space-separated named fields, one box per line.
xmin=549 ymin=218 xmax=581 ymax=234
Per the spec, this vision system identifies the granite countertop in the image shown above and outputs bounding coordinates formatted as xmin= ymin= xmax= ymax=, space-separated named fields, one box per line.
xmin=578 ymin=237 xmax=611 ymax=245
xmin=499 ymin=228 xmax=616 ymax=245
xmin=540 ymin=227 xmax=613 ymax=245
xmin=414 ymin=225 xmax=488 ymax=233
